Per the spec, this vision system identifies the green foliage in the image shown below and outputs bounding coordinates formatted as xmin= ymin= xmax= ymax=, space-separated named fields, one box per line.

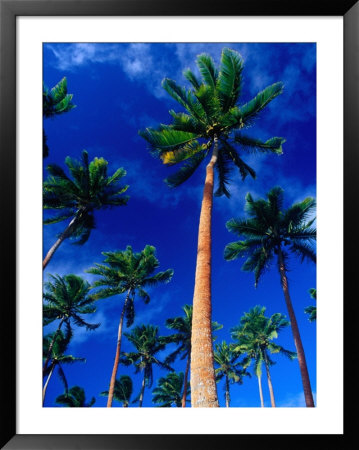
xmin=43 ymin=150 xmax=129 ymax=245
xmin=139 ymin=47 xmax=284 ymax=196
xmin=304 ymin=288 xmax=317 ymax=322
xmin=43 ymin=77 xmax=76 ymax=118
xmin=100 ymin=375 xmax=133 ymax=407
xmin=224 ymin=186 xmax=316 ymax=286
xmin=152 ymin=372 xmax=190 ymax=407
xmin=55 ymin=386 xmax=95 ymax=407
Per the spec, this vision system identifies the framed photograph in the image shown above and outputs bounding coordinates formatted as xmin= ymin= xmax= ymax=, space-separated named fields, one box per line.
xmin=1 ymin=0 xmax=356 ymax=448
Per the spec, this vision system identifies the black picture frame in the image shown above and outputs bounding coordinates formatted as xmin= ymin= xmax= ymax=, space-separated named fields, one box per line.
xmin=1 ymin=0 xmax=356 ymax=448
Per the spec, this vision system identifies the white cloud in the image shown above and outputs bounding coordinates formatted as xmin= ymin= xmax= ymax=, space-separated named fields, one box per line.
xmin=278 ymin=391 xmax=317 ymax=407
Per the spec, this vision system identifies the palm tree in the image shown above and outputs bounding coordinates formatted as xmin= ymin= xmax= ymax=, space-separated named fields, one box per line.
xmin=43 ymin=77 xmax=76 ymax=158
xmin=43 ymin=331 xmax=85 ymax=405
xmin=121 ymin=324 xmax=173 ymax=407
xmin=164 ymin=304 xmax=222 ymax=407
xmin=100 ymin=375 xmax=133 ymax=407
xmin=152 ymin=372 xmax=190 ymax=407
xmin=43 ymin=274 xmax=100 ymax=374
xmin=139 ymin=48 xmax=285 ymax=407
xmin=43 ymin=150 xmax=129 ymax=269
xmin=224 ymin=187 xmax=316 ymax=407
xmin=87 ymin=246 xmax=173 ymax=408
xmin=304 ymin=288 xmax=317 ymax=322
xmin=213 ymin=341 xmax=250 ymax=407
xmin=55 ymin=386 xmax=95 ymax=407
xmin=231 ymin=306 xmax=296 ymax=407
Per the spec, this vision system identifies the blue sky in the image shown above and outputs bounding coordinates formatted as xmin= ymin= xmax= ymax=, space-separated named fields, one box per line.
xmin=43 ymin=43 xmax=316 ymax=408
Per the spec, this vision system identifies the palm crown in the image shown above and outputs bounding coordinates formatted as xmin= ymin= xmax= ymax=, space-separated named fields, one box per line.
xmin=152 ymin=372 xmax=190 ymax=407
xmin=43 ymin=150 xmax=129 ymax=245
xmin=55 ymin=385 xmax=96 ymax=407
xmin=214 ymin=340 xmax=250 ymax=384
xmin=224 ymin=186 xmax=316 ymax=285
xmin=43 ymin=77 xmax=76 ymax=118
xmin=100 ymin=375 xmax=133 ymax=407
xmin=139 ymin=47 xmax=285 ymax=196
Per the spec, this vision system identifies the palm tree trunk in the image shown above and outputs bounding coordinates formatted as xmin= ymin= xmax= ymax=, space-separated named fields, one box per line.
xmin=263 ymin=351 xmax=276 ymax=407
xmin=106 ymin=290 xmax=131 ymax=408
xmin=181 ymin=352 xmax=191 ymax=407
xmin=43 ymin=216 xmax=77 ymax=270
xmin=139 ymin=372 xmax=146 ymax=407
xmin=190 ymin=137 xmax=219 ymax=408
xmin=43 ymin=318 xmax=64 ymax=375
xmin=42 ymin=363 xmax=55 ymax=405
xmin=277 ymin=247 xmax=315 ymax=407
xmin=257 ymin=374 xmax=264 ymax=407
xmin=225 ymin=375 xmax=230 ymax=408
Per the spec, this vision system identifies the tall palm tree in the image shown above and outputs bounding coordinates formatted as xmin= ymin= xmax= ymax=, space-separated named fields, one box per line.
xmin=42 ymin=331 xmax=85 ymax=405
xmin=231 ymin=306 xmax=296 ymax=407
xmin=55 ymin=386 xmax=95 ymax=407
xmin=164 ymin=304 xmax=222 ymax=407
xmin=100 ymin=375 xmax=133 ymax=407
xmin=87 ymin=246 xmax=173 ymax=407
xmin=152 ymin=372 xmax=190 ymax=407
xmin=213 ymin=341 xmax=250 ymax=407
xmin=120 ymin=324 xmax=173 ymax=407
xmin=43 ymin=274 xmax=100 ymax=374
xmin=43 ymin=150 xmax=129 ymax=269
xmin=224 ymin=187 xmax=316 ymax=406
xmin=139 ymin=48 xmax=285 ymax=407
xmin=43 ymin=77 xmax=76 ymax=158
xmin=304 ymin=288 xmax=317 ymax=322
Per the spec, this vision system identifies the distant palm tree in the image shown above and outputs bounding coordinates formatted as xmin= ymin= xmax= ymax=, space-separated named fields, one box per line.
xmin=121 ymin=325 xmax=173 ymax=407
xmin=43 ymin=331 xmax=85 ymax=405
xmin=87 ymin=245 xmax=173 ymax=408
xmin=55 ymin=386 xmax=95 ymax=407
xmin=231 ymin=306 xmax=296 ymax=407
xmin=224 ymin=187 xmax=316 ymax=406
xmin=43 ymin=77 xmax=76 ymax=157
xmin=214 ymin=341 xmax=250 ymax=407
xmin=43 ymin=274 xmax=100 ymax=374
xmin=164 ymin=304 xmax=222 ymax=407
xmin=304 ymin=288 xmax=317 ymax=322
xmin=152 ymin=372 xmax=190 ymax=407
xmin=140 ymin=47 xmax=285 ymax=407
xmin=100 ymin=375 xmax=133 ymax=407
xmin=43 ymin=150 xmax=129 ymax=269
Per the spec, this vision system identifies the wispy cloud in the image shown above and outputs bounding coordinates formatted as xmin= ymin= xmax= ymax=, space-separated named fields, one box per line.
xmin=278 ymin=391 xmax=317 ymax=407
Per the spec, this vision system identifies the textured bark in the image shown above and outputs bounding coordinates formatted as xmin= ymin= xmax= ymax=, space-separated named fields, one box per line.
xmin=277 ymin=247 xmax=315 ymax=407
xmin=43 ymin=216 xmax=77 ymax=270
xmin=225 ymin=375 xmax=230 ymax=408
xmin=257 ymin=374 xmax=264 ymax=407
xmin=106 ymin=291 xmax=131 ymax=407
xmin=42 ymin=363 xmax=55 ymax=405
xmin=263 ymin=352 xmax=276 ymax=407
xmin=43 ymin=318 xmax=64 ymax=375
xmin=139 ymin=373 xmax=146 ymax=407
xmin=190 ymin=140 xmax=219 ymax=408
xmin=181 ymin=353 xmax=191 ymax=407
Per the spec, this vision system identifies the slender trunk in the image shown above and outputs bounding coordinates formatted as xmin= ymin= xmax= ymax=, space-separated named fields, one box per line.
xmin=43 ymin=318 xmax=64 ymax=375
xmin=225 ymin=374 xmax=230 ymax=408
xmin=277 ymin=247 xmax=315 ymax=407
xmin=190 ymin=138 xmax=219 ymax=408
xmin=43 ymin=216 xmax=78 ymax=270
xmin=42 ymin=363 xmax=55 ymax=405
xmin=263 ymin=351 xmax=276 ymax=407
xmin=106 ymin=290 xmax=131 ymax=408
xmin=139 ymin=372 xmax=146 ymax=407
xmin=181 ymin=352 xmax=191 ymax=407
xmin=257 ymin=374 xmax=264 ymax=407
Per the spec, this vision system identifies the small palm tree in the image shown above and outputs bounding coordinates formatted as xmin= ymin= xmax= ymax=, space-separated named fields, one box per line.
xmin=121 ymin=325 xmax=173 ymax=407
xmin=164 ymin=304 xmax=222 ymax=407
xmin=43 ymin=331 xmax=85 ymax=405
xmin=231 ymin=306 xmax=296 ymax=407
xmin=55 ymin=386 xmax=95 ymax=407
xmin=214 ymin=341 xmax=250 ymax=407
xmin=304 ymin=288 xmax=317 ymax=322
xmin=100 ymin=375 xmax=133 ymax=407
xmin=43 ymin=150 xmax=129 ymax=269
xmin=139 ymin=48 xmax=285 ymax=407
xmin=87 ymin=245 xmax=173 ymax=408
xmin=43 ymin=274 xmax=100 ymax=374
xmin=43 ymin=77 xmax=76 ymax=158
xmin=152 ymin=372 xmax=190 ymax=407
xmin=224 ymin=187 xmax=316 ymax=406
